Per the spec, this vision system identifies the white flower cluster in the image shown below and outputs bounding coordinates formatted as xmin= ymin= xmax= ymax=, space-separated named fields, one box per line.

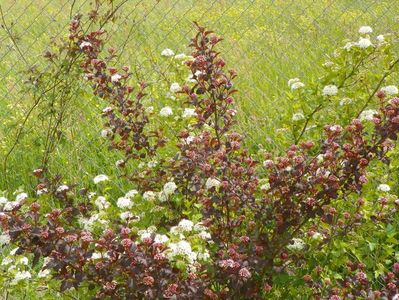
xmin=161 ymin=49 xmax=193 ymax=62
xmin=376 ymin=34 xmax=385 ymax=43
xmin=288 ymin=78 xmax=305 ymax=91
xmin=260 ymin=182 xmax=270 ymax=191
xmin=79 ymin=213 xmax=108 ymax=230
xmin=154 ymin=219 xmax=212 ymax=271
xmin=101 ymin=128 xmax=113 ymax=139
xmin=359 ymin=26 xmax=373 ymax=34
xmin=11 ymin=271 xmax=31 ymax=285
xmin=377 ymin=184 xmax=391 ymax=192
xmin=161 ymin=48 xmax=174 ymax=57
xmin=94 ymin=196 xmax=110 ymax=210
xmin=359 ymin=109 xmax=378 ymax=121
xmin=1 ymin=248 xmax=51 ymax=285
xmin=381 ymin=85 xmax=398 ymax=96
xmin=357 ymin=37 xmax=373 ymax=49
xmin=343 ymin=26 xmax=380 ymax=51
xmin=292 ymin=112 xmax=305 ymax=122
xmin=138 ymin=226 xmax=157 ymax=241
xmin=120 ymin=211 xmax=136 ymax=221
xmin=182 ymin=108 xmax=196 ymax=118
xmin=158 ymin=181 xmax=178 ymax=202
xmin=143 ymin=191 xmax=156 ymax=201
xmin=56 ymin=185 xmax=69 ymax=193
xmin=205 ymin=177 xmax=221 ymax=189
xmin=322 ymin=85 xmax=338 ymax=96
xmin=2 ymin=192 xmax=28 ymax=212
xmin=154 ymin=234 xmax=169 ymax=244
xmin=93 ymin=174 xmax=109 ymax=184
xmin=0 ymin=233 xmax=11 ymax=246
xmin=170 ymin=82 xmax=181 ymax=93
xmin=160 ymin=106 xmax=173 ymax=117
xmin=117 ymin=197 xmax=133 ymax=209
xmin=339 ymin=97 xmax=352 ymax=106
xmin=111 ymin=73 xmax=122 ymax=83
xmin=287 ymin=238 xmax=305 ymax=251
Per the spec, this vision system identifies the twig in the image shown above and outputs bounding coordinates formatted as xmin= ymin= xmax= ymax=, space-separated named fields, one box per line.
xmin=0 ymin=5 xmax=29 ymax=65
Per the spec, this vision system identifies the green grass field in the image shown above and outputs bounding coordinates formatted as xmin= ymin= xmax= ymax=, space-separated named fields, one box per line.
xmin=0 ymin=0 xmax=397 ymax=190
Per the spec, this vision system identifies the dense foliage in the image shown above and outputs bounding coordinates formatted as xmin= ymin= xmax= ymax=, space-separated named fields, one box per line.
xmin=1 ymin=5 xmax=399 ymax=300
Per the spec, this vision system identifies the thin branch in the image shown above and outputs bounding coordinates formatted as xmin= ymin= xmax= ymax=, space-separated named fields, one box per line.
xmin=0 ymin=5 xmax=29 ymax=65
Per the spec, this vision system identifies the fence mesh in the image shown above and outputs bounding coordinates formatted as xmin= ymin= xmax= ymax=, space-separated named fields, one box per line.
xmin=0 ymin=0 xmax=398 ymax=189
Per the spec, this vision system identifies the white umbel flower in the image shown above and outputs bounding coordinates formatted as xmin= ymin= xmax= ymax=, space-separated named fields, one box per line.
xmin=322 ymin=85 xmax=338 ymax=96
xmin=178 ymin=219 xmax=194 ymax=232
xmin=377 ymin=184 xmax=391 ymax=192
xmin=15 ymin=193 xmax=28 ymax=203
xmin=339 ymin=97 xmax=353 ymax=106
xmin=101 ymin=128 xmax=112 ymax=139
xmin=290 ymin=81 xmax=305 ymax=91
xmin=93 ymin=174 xmax=109 ymax=184
xmin=1 ymin=257 xmax=13 ymax=266
xmin=312 ymin=232 xmax=323 ymax=241
xmin=111 ymin=74 xmax=122 ymax=83
xmin=292 ymin=112 xmax=305 ymax=121
xmin=287 ymin=78 xmax=300 ymax=87
xmin=357 ymin=38 xmax=372 ymax=49
xmin=359 ymin=26 xmax=373 ymax=34
xmin=143 ymin=191 xmax=156 ymax=201
xmin=161 ymin=48 xmax=175 ymax=57
xmin=94 ymin=196 xmax=110 ymax=210
xmin=287 ymin=238 xmax=305 ymax=251
xmin=0 ymin=197 xmax=7 ymax=205
xmin=160 ymin=106 xmax=173 ymax=117
xmin=146 ymin=106 xmax=154 ymax=114
xmin=359 ymin=109 xmax=378 ymax=121
xmin=260 ymin=183 xmax=270 ymax=191
xmin=174 ymin=53 xmax=187 ymax=59
xmin=170 ymin=82 xmax=181 ymax=93
xmin=205 ymin=177 xmax=221 ymax=189
xmin=115 ymin=159 xmax=125 ymax=167
xmin=163 ymin=182 xmax=177 ymax=196
xmin=0 ymin=233 xmax=11 ymax=246
xmin=79 ymin=41 xmax=92 ymax=49
xmin=168 ymin=240 xmax=192 ymax=257
xmin=19 ymin=257 xmax=29 ymax=265
xmin=376 ymin=35 xmax=385 ymax=43
xmin=56 ymin=185 xmax=69 ymax=193
xmin=381 ymin=85 xmax=399 ymax=96
xmin=116 ymin=197 xmax=133 ymax=209
xmin=38 ymin=269 xmax=50 ymax=278
xmin=120 ymin=211 xmax=134 ymax=221
xmin=125 ymin=190 xmax=138 ymax=198
xmin=154 ymin=234 xmax=169 ymax=244
xmin=102 ymin=106 xmax=113 ymax=113
xmin=182 ymin=108 xmax=196 ymax=118
xmin=3 ymin=201 xmax=19 ymax=211
xmin=12 ymin=271 xmax=31 ymax=285
xmin=198 ymin=231 xmax=212 ymax=240
xmin=343 ymin=42 xmax=355 ymax=51
xmin=188 ymin=136 xmax=196 ymax=144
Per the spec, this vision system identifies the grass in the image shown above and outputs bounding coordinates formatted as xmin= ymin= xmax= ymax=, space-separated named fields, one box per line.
xmin=0 ymin=0 xmax=397 ymax=192
xmin=0 ymin=1 xmax=398 ymax=298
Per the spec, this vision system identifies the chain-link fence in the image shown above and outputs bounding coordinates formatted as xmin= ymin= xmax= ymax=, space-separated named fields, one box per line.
xmin=0 ymin=0 xmax=398 ymax=189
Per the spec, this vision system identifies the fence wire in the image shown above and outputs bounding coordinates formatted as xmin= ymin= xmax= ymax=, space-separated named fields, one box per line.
xmin=0 ymin=0 xmax=398 ymax=190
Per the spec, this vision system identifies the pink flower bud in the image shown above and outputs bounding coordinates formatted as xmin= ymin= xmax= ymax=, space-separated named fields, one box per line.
xmin=238 ymin=267 xmax=251 ymax=280
xmin=121 ymin=238 xmax=133 ymax=248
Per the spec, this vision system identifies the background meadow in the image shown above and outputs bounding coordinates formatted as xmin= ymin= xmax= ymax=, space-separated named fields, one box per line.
xmin=1 ymin=0 xmax=398 ymax=191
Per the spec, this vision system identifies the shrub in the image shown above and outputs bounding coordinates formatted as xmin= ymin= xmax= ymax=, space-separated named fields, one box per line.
xmin=1 ymin=7 xmax=399 ymax=300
